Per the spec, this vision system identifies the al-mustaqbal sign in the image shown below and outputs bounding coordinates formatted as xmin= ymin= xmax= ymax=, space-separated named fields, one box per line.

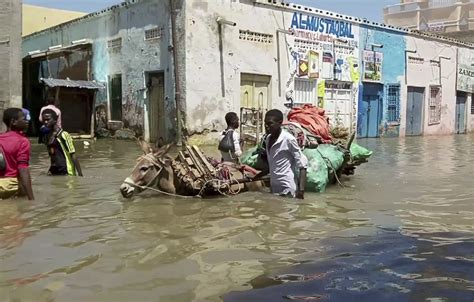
xmin=290 ymin=12 xmax=355 ymax=39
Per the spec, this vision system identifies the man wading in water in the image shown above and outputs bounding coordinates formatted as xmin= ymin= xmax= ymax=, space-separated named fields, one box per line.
xmin=0 ymin=108 xmax=34 ymax=200
xmin=254 ymin=109 xmax=307 ymax=199
xmin=41 ymin=109 xmax=83 ymax=177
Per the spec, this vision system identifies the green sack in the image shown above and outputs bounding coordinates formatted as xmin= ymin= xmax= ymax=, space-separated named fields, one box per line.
xmin=350 ymin=143 xmax=373 ymax=162
xmin=316 ymin=144 xmax=345 ymax=172
xmin=241 ymin=146 xmax=259 ymax=168
xmin=303 ymin=148 xmax=329 ymax=193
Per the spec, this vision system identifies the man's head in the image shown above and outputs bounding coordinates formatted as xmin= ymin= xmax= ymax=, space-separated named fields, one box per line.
xmin=3 ymin=108 xmax=29 ymax=131
xmin=264 ymin=109 xmax=284 ymax=135
xmin=225 ymin=112 xmax=239 ymax=129
xmin=42 ymin=109 xmax=59 ymax=129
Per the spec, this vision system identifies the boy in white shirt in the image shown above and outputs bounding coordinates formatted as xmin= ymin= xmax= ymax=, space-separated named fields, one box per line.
xmin=218 ymin=112 xmax=242 ymax=164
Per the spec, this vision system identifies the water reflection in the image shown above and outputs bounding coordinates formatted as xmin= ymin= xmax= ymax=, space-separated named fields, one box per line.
xmin=0 ymin=135 xmax=473 ymax=302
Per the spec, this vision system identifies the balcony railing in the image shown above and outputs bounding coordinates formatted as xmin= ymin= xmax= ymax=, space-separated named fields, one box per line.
xmin=384 ymin=2 xmax=420 ymax=14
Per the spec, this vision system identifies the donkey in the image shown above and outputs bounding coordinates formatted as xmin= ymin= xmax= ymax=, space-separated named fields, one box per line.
xmin=120 ymin=140 xmax=264 ymax=199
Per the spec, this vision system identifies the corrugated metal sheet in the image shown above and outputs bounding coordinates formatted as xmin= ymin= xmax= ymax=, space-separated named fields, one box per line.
xmin=41 ymin=78 xmax=105 ymax=90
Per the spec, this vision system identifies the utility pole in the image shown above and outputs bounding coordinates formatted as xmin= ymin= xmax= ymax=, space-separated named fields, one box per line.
xmin=170 ymin=0 xmax=184 ymax=146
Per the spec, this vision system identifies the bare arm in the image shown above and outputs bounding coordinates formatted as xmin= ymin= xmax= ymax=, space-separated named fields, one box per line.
xmin=296 ymin=168 xmax=307 ymax=199
xmin=71 ymin=154 xmax=83 ymax=177
xmin=18 ymin=168 xmax=34 ymax=200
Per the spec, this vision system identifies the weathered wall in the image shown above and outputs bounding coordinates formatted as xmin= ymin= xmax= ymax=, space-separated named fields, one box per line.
xmin=22 ymin=0 xmax=176 ymax=141
xmin=184 ymin=0 xmax=361 ymax=136
xmin=400 ymin=36 xmax=458 ymax=136
xmin=0 ymin=0 xmax=22 ymax=119
xmin=359 ymin=26 xmax=407 ymax=137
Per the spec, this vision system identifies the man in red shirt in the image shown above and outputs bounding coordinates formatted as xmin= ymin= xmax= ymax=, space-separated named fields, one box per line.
xmin=0 ymin=108 xmax=34 ymax=200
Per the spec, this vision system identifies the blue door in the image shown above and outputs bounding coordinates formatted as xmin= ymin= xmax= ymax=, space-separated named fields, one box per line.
xmin=455 ymin=92 xmax=467 ymax=134
xmin=406 ymin=87 xmax=424 ymax=136
xmin=359 ymin=84 xmax=383 ymax=138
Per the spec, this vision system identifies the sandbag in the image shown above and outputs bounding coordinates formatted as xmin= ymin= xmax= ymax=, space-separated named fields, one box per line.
xmin=316 ymin=144 xmax=345 ymax=172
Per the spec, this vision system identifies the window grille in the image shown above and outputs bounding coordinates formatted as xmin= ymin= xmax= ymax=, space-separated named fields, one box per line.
xmin=145 ymin=27 xmax=162 ymax=40
xmin=386 ymin=84 xmax=400 ymax=123
xmin=471 ymin=98 xmax=474 ymax=115
xmin=107 ymin=37 xmax=122 ymax=49
xmin=429 ymin=86 xmax=442 ymax=124
xmin=294 ymin=79 xmax=317 ymax=104
xmin=239 ymin=30 xmax=273 ymax=44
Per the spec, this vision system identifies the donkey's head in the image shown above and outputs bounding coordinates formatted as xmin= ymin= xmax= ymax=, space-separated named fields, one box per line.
xmin=120 ymin=139 xmax=174 ymax=198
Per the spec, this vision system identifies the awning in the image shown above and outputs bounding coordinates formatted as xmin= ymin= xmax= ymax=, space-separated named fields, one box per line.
xmin=41 ymin=78 xmax=105 ymax=90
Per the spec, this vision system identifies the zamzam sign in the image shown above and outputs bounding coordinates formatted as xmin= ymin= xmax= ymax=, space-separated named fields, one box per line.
xmin=291 ymin=12 xmax=355 ymax=39
xmin=459 ymin=67 xmax=474 ymax=77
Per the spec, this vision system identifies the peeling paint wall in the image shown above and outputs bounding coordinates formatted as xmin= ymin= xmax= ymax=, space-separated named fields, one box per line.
xmin=359 ymin=26 xmax=407 ymax=137
xmin=401 ymin=37 xmax=458 ymax=136
xmin=22 ymin=0 xmax=176 ymax=141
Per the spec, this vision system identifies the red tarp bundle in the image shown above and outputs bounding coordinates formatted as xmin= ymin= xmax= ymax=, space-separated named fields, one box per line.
xmin=287 ymin=104 xmax=332 ymax=143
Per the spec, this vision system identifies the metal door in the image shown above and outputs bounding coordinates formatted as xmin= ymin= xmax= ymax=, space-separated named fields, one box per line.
xmin=455 ymin=92 xmax=467 ymax=134
xmin=358 ymin=83 xmax=383 ymax=138
xmin=148 ymin=73 xmax=165 ymax=143
xmin=406 ymin=87 xmax=424 ymax=136
xmin=240 ymin=74 xmax=271 ymax=143
xmin=359 ymin=95 xmax=381 ymax=138
xmin=325 ymin=88 xmax=352 ymax=129
xmin=109 ymin=74 xmax=122 ymax=121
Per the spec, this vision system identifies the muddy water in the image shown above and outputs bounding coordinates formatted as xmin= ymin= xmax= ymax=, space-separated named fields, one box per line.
xmin=0 ymin=135 xmax=473 ymax=302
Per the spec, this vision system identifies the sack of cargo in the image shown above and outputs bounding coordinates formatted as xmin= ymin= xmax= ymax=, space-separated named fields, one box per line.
xmin=302 ymin=148 xmax=329 ymax=193
xmin=350 ymin=143 xmax=373 ymax=162
xmin=240 ymin=146 xmax=259 ymax=168
xmin=316 ymin=144 xmax=345 ymax=172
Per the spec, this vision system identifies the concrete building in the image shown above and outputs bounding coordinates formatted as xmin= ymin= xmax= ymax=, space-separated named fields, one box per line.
xmin=384 ymin=0 xmax=474 ymax=42
xmin=0 ymin=0 xmax=22 ymax=122
xmin=22 ymin=5 xmax=86 ymax=36
xmin=22 ymin=0 xmax=474 ymax=143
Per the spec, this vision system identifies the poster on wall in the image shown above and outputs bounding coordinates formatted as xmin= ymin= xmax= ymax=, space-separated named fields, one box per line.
xmin=457 ymin=64 xmax=474 ymax=93
xmin=363 ymin=50 xmax=383 ymax=82
xmin=298 ymin=60 xmax=309 ymax=77
xmin=308 ymin=51 xmax=320 ymax=79
xmin=322 ymin=52 xmax=334 ymax=79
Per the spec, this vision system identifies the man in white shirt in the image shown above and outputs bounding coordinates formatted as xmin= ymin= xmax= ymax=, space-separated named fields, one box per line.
xmin=255 ymin=109 xmax=307 ymax=199
xmin=218 ymin=112 xmax=242 ymax=164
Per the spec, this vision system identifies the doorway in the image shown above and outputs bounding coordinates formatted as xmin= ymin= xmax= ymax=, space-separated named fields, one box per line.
xmin=455 ymin=91 xmax=467 ymax=134
xmin=147 ymin=72 xmax=165 ymax=144
xmin=109 ymin=74 xmax=122 ymax=121
xmin=406 ymin=87 xmax=425 ymax=136
xmin=359 ymin=83 xmax=383 ymax=138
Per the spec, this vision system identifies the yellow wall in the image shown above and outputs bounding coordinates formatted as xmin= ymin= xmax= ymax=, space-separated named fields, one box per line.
xmin=23 ymin=4 xmax=86 ymax=36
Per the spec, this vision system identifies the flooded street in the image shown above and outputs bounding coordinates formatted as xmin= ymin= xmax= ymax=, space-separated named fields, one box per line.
xmin=1 ymin=135 xmax=473 ymax=302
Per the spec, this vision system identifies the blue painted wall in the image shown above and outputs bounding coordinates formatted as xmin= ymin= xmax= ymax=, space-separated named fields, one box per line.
xmin=358 ymin=26 xmax=407 ymax=137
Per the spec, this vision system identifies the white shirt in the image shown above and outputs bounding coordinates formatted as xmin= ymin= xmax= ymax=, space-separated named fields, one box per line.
xmin=266 ymin=130 xmax=308 ymax=197
xmin=219 ymin=129 xmax=242 ymax=163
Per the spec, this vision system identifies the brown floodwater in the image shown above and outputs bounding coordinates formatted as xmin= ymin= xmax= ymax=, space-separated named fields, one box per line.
xmin=1 ymin=134 xmax=473 ymax=302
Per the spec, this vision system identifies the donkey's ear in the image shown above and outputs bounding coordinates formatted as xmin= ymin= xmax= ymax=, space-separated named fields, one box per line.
xmin=137 ymin=137 xmax=153 ymax=154
xmin=153 ymin=143 xmax=172 ymax=158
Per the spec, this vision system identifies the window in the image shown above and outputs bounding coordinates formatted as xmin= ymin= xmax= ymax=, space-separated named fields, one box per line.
xmin=294 ymin=79 xmax=317 ymax=105
xmin=429 ymin=86 xmax=442 ymax=124
xmin=386 ymin=84 xmax=400 ymax=123
xmin=145 ymin=27 xmax=162 ymax=41
xmin=107 ymin=37 xmax=122 ymax=49
xmin=471 ymin=99 xmax=474 ymax=115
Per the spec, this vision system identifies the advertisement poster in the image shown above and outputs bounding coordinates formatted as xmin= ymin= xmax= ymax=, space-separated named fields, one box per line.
xmin=308 ymin=50 xmax=320 ymax=79
xmin=363 ymin=50 xmax=383 ymax=82
xmin=298 ymin=60 xmax=309 ymax=77
xmin=322 ymin=52 xmax=334 ymax=79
